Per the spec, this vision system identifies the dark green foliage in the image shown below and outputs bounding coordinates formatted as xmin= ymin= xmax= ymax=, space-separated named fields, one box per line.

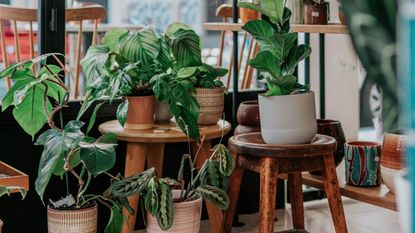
xmin=340 ymin=0 xmax=398 ymax=132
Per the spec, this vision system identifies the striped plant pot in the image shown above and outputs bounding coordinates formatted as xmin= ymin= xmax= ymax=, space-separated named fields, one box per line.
xmin=146 ymin=196 xmax=202 ymax=233
xmin=47 ymin=204 xmax=97 ymax=233
xmin=195 ymin=88 xmax=224 ymax=125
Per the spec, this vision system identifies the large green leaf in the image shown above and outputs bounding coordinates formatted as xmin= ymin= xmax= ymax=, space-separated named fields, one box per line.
xmin=110 ymin=168 xmax=156 ymax=197
xmin=81 ymin=45 xmax=111 ymax=86
xmin=144 ymin=177 xmax=159 ymax=216
xmin=196 ymin=185 xmax=230 ymax=210
xmin=119 ymin=27 xmax=160 ymax=65
xmin=256 ymin=33 xmax=297 ymax=61
xmin=212 ymin=144 xmax=234 ymax=176
xmin=282 ymin=45 xmax=312 ymax=75
xmin=0 ymin=186 xmax=27 ymax=199
xmin=241 ymin=20 xmax=275 ymax=39
xmin=105 ymin=204 xmax=124 ymax=233
xmin=102 ymin=28 xmax=129 ymax=53
xmin=167 ymin=25 xmax=202 ymax=69
xmin=79 ymin=137 xmax=117 ymax=176
xmin=116 ymin=100 xmax=128 ymax=126
xmin=1 ymin=71 xmax=34 ymax=111
xmin=158 ymin=35 xmax=172 ymax=69
xmin=156 ymin=181 xmax=174 ymax=231
xmin=248 ymin=51 xmax=281 ymax=79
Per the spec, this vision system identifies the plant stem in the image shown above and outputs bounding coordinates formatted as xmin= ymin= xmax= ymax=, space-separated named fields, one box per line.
xmin=104 ymin=172 xmax=119 ymax=180
xmin=77 ymin=171 xmax=92 ymax=200
xmin=64 ymin=149 xmax=85 ymax=204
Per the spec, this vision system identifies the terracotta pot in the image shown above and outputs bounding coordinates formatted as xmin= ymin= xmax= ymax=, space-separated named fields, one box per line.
xmin=258 ymin=91 xmax=317 ymax=144
xmin=47 ymin=204 xmax=97 ymax=233
xmin=381 ymin=133 xmax=406 ymax=170
xmin=344 ymin=141 xmax=381 ymax=187
xmin=338 ymin=6 xmax=346 ymax=25
xmin=236 ymin=100 xmax=260 ymax=127
xmin=124 ymin=95 xmax=155 ymax=130
xmin=304 ymin=2 xmax=329 ymax=25
xmin=195 ymin=88 xmax=224 ymax=125
xmin=239 ymin=7 xmax=259 ymax=23
xmin=155 ymin=101 xmax=172 ymax=123
xmin=310 ymin=119 xmax=346 ymax=175
xmin=146 ymin=190 xmax=202 ymax=233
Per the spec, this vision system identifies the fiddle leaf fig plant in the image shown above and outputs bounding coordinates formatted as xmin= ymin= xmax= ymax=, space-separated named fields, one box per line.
xmin=109 ymin=142 xmax=234 ymax=231
xmin=238 ymin=0 xmax=312 ymax=96
xmin=0 ymin=54 xmax=135 ymax=233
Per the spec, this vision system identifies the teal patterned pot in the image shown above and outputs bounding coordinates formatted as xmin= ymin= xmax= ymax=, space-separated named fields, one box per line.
xmin=344 ymin=141 xmax=381 ymax=186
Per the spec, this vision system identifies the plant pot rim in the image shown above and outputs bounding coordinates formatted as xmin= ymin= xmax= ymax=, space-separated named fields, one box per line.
xmin=259 ymin=91 xmax=314 ymax=99
xmin=317 ymin=119 xmax=340 ymax=125
xmin=240 ymin=100 xmax=258 ymax=105
xmin=305 ymin=2 xmax=329 ymax=6
xmin=195 ymin=87 xmax=225 ymax=90
xmin=126 ymin=94 xmax=155 ymax=99
xmin=346 ymin=141 xmax=380 ymax=147
xmin=47 ymin=201 xmax=97 ymax=213
xmin=380 ymin=164 xmax=401 ymax=171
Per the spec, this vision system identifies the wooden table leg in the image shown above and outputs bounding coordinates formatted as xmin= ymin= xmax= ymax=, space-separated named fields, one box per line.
xmin=191 ymin=140 xmax=224 ymax=233
xmin=259 ymin=157 xmax=279 ymax=233
xmin=322 ymin=153 xmax=348 ymax=233
xmin=146 ymin=143 xmax=165 ymax=177
xmin=121 ymin=142 xmax=148 ymax=233
xmin=222 ymin=154 xmax=245 ymax=233
xmin=288 ymin=172 xmax=305 ymax=230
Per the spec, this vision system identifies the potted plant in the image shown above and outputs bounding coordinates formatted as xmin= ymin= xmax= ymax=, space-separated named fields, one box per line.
xmin=238 ymin=0 xmax=315 ymax=144
xmin=0 ymin=185 xmax=27 ymax=233
xmin=109 ymin=142 xmax=234 ymax=232
xmin=150 ymin=22 xmax=228 ymax=128
xmin=304 ymin=0 xmax=329 ymax=25
xmin=0 ymin=54 xmax=135 ymax=233
xmin=81 ymin=27 xmax=161 ymax=131
xmin=239 ymin=0 xmax=260 ymax=23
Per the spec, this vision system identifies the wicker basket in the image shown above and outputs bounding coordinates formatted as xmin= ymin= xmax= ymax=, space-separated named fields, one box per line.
xmin=47 ymin=204 xmax=97 ymax=233
xmin=195 ymin=88 xmax=224 ymax=125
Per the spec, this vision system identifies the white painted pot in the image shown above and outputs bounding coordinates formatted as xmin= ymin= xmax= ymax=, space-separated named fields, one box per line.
xmin=258 ymin=91 xmax=317 ymax=144
xmin=380 ymin=165 xmax=401 ymax=193
xmin=146 ymin=190 xmax=202 ymax=233
xmin=395 ymin=170 xmax=412 ymax=233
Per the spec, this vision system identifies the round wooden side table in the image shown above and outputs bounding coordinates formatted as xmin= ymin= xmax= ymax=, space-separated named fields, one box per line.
xmin=99 ymin=120 xmax=231 ymax=233
xmin=223 ymin=133 xmax=348 ymax=233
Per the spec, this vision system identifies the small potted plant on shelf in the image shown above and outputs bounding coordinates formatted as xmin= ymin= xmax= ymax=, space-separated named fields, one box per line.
xmin=0 ymin=54 xmax=135 ymax=233
xmin=239 ymin=0 xmax=260 ymax=23
xmin=238 ymin=0 xmax=316 ymax=144
xmin=109 ymin=141 xmax=234 ymax=233
xmin=304 ymin=0 xmax=329 ymax=25
xmin=0 ymin=185 xmax=27 ymax=233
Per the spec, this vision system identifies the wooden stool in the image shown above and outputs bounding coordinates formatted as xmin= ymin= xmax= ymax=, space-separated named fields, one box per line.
xmin=223 ymin=133 xmax=348 ymax=233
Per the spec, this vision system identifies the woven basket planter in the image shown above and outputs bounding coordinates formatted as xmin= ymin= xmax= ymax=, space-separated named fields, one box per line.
xmin=47 ymin=204 xmax=97 ymax=233
xmin=195 ymin=88 xmax=224 ymax=125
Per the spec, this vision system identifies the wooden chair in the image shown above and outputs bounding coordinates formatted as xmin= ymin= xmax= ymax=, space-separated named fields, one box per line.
xmin=0 ymin=4 xmax=106 ymax=99
xmin=215 ymin=4 xmax=258 ymax=90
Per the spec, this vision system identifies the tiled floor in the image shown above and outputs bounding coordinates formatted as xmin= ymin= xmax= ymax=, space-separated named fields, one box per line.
xmin=137 ymin=197 xmax=401 ymax=233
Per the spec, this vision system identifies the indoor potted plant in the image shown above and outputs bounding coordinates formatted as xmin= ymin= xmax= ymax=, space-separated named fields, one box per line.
xmin=304 ymin=0 xmax=329 ymax=25
xmin=109 ymin=142 xmax=234 ymax=232
xmin=238 ymin=0 xmax=315 ymax=144
xmin=0 ymin=54 xmax=135 ymax=233
xmin=81 ymin=27 xmax=161 ymax=130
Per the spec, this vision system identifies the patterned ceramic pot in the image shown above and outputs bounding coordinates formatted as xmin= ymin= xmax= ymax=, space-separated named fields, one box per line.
xmin=125 ymin=95 xmax=155 ymax=130
xmin=344 ymin=141 xmax=381 ymax=186
xmin=47 ymin=204 xmax=97 ymax=233
xmin=146 ymin=190 xmax=202 ymax=233
xmin=195 ymin=88 xmax=224 ymax=125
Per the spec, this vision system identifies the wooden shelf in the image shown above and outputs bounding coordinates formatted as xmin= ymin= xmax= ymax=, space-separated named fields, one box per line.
xmin=203 ymin=22 xmax=348 ymax=34
xmin=0 ymin=161 xmax=29 ymax=193
xmin=301 ymin=171 xmax=396 ymax=211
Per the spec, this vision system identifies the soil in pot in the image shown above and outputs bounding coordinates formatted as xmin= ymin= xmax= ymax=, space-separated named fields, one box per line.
xmin=47 ymin=202 xmax=98 ymax=233
xmin=146 ymin=191 xmax=203 ymax=233
xmin=125 ymin=94 xmax=155 ymax=130
xmin=195 ymin=88 xmax=224 ymax=125
xmin=259 ymin=91 xmax=317 ymax=144
xmin=305 ymin=2 xmax=329 ymax=25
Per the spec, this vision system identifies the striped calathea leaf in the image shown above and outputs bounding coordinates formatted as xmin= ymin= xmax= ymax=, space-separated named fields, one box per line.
xmin=340 ymin=0 xmax=398 ymax=133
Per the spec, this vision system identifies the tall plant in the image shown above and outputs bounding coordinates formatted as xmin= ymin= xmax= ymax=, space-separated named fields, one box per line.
xmin=340 ymin=0 xmax=398 ymax=132
xmin=238 ymin=0 xmax=311 ymax=96
xmin=0 ymin=54 xmax=132 ymax=233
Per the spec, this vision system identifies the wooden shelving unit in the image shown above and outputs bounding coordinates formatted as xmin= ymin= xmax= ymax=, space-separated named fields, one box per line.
xmin=203 ymin=22 xmax=348 ymax=34
xmin=0 ymin=161 xmax=29 ymax=193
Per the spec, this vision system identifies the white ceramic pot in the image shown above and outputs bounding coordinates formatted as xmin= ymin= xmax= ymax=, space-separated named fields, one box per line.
xmin=47 ymin=204 xmax=97 ymax=233
xmin=258 ymin=91 xmax=317 ymax=144
xmin=381 ymin=165 xmax=400 ymax=193
xmin=146 ymin=190 xmax=202 ymax=233
xmin=395 ymin=170 xmax=412 ymax=233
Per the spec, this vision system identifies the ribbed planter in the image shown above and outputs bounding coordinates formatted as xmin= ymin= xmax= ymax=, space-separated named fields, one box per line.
xmin=47 ymin=204 xmax=97 ymax=233
xmin=380 ymin=133 xmax=406 ymax=193
xmin=195 ymin=88 xmax=224 ymax=125
xmin=146 ymin=191 xmax=202 ymax=233
xmin=258 ymin=92 xmax=317 ymax=144
xmin=124 ymin=95 xmax=155 ymax=130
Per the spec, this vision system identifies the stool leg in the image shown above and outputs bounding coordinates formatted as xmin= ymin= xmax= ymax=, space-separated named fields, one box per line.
xmin=259 ymin=157 xmax=279 ymax=233
xmin=223 ymin=160 xmax=245 ymax=233
xmin=146 ymin=143 xmax=165 ymax=177
xmin=322 ymin=153 xmax=348 ymax=233
xmin=288 ymin=172 xmax=304 ymax=230
xmin=192 ymin=140 xmax=223 ymax=233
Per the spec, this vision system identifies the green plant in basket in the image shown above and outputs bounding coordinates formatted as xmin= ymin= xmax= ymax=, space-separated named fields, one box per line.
xmin=238 ymin=0 xmax=311 ymax=96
